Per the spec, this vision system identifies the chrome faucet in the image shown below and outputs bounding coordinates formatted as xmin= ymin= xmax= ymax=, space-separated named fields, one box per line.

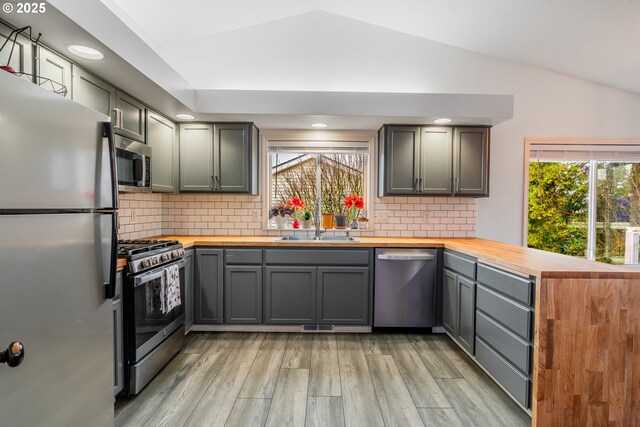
xmin=314 ymin=196 xmax=324 ymax=239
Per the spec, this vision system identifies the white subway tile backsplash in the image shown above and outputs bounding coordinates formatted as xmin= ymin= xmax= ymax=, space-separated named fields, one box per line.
xmin=117 ymin=194 xmax=477 ymax=239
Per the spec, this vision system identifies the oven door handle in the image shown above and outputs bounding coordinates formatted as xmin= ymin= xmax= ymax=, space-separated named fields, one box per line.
xmin=134 ymin=260 xmax=186 ymax=287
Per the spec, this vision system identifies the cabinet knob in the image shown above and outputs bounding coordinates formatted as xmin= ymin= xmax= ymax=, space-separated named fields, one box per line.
xmin=0 ymin=341 xmax=24 ymax=368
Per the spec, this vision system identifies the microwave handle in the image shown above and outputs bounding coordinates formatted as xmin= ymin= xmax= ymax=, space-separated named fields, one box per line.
xmin=141 ymin=155 xmax=148 ymax=187
xmin=102 ymin=122 xmax=118 ymax=209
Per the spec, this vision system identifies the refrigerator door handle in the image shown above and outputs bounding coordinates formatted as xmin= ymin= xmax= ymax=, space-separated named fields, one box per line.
xmin=102 ymin=122 xmax=118 ymax=209
xmin=98 ymin=212 xmax=118 ymax=299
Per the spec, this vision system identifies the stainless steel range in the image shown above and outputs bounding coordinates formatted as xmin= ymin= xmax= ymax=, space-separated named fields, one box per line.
xmin=118 ymin=239 xmax=186 ymax=395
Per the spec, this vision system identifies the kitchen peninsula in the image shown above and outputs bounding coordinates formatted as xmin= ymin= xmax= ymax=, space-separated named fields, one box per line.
xmin=149 ymin=235 xmax=640 ymax=427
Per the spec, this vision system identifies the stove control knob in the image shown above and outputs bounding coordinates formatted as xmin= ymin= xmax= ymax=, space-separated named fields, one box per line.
xmin=152 ymin=257 xmax=158 ymax=265
xmin=141 ymin=259 xmax=150 ymax=268
xmin=160 ymin=254 xmax=169 ymax=262
xmin=179 ymin=249 xmax=185 ymax=257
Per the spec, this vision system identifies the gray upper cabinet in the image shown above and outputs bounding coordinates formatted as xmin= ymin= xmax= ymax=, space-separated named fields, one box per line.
xmin=264 ymin=266 xmax=316 ymax=324
xmin=195 ymin=248 xmax=224 ymax=324
xmin=180 ymin=124 xmax=213 ymax=191
xmin=0 ymin=23 xmax=34 ymax=76
xmin=36 ymin=46 xmax=72 ymax=98
xmin=114 ymin=91 xmax=146 ymax=142
xmin=421 ymin=127 xmax=453 ymax=194
xmin=453 ymin=127 xmax=489 ymax=196
xmin=214 ymin=123 xmax=251 ymax=193
xmin=71 ymin=66 xmax=116 ymax=116
xmin=180 ymin=122 xmax=258 ymax=194
xmin=147 ymin=111 xmax=177 ymax=192
xmin=383 ymin=126 xmax=421 ymax=194
xmin=378 ymin=125 xmax=489 ymax=197
xmin=317 ymin=267 xmax=370 ymax=325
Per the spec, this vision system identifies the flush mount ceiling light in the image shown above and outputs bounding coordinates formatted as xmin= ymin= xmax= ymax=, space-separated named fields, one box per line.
xmin=67 ymin=44 xmax=104 ymax=60
xmin=176 ymin=113 xmax=195 ymax=120
xmin=433 ymin=118 xmax=452 ymax=124
xmin=311 ymin=122 xmax=328 ymax=128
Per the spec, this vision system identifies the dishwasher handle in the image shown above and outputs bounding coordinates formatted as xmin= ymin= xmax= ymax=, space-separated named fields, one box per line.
xmin=377 ymin=253 xmax=435 ymax=261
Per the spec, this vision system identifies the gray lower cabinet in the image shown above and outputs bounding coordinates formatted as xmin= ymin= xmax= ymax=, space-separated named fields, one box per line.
xmin=114 ymin=91 xmax=146 ymax=142
xmin=184 ymin=249 xmax=194 ymax=330
xmin=317 ymin=267 xmax=370 ymax=325
xmin=224 ymin=266 xmax=263 ymax=323
xmin=443 ymin=250 xmax=477 ymax=354
xmin=147 ymin=110 xmax=177 ymax=192
xmin=194 ymin=248 xmax=223 ymax=324
xmin=457 ymin=275 xmax=476 ymax=354
xmin=36 ymin=46 xmax=72 ymax=98
xmin=71 ymin=66 xmax=116 ymax=116
xmin=113 ymin=271 xmax=123 ymax=396
xmin=442 ymin=269 xmax=457 ymax=336
xmin=264 ymin=266 xmax=316 ymax=324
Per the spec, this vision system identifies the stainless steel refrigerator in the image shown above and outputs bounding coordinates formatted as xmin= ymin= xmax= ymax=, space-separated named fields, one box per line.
xmin=0 ymin=70 xmax=117 ymax=426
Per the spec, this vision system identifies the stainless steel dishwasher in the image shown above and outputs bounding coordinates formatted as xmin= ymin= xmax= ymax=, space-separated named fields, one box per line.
xmin=374 ymin=248 xmax=438 ymax=327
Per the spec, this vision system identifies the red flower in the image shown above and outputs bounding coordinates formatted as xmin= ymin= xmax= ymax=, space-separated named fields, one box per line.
xmin=355 ymin=197 xmax=364 ymax=209
xmin=287 ymin=196 xmax=305 ymax=209
xmin=345 ymin=194 xmax=363 ymax=209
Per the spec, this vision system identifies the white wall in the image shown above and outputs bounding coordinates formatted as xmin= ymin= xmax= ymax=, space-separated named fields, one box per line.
xmin=397 ymin=38 xmax=640 ymax=245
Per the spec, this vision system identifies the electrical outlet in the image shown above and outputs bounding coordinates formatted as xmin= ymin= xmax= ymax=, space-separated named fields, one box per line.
xmin=422 ymin=210 xmax=433 ymax=223
xmin=251 ymin=209 xmax=261 ymax=222
xmin=131 ymin=209 xmax=137 ymax=223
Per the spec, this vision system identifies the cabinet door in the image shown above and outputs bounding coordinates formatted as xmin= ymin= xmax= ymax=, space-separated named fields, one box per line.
xmin=384 ymin=126 xmax=421 ymax=194
xmin=213 ymin=123 xmax=251 ymax=193
xmin=420 ymin=127 xmax=453 ymax=194
xmin=195 ymin=249 xmax=223 ymax=324
xmin=317 ymin=267 xmax=370 ymax=325
xmin=112 ymin=297 xmax=123 ymax=396
xmin=184 ymin=250 xmax=194 ymax=330
xmin=264 ymin=266 xmax=316 ymax=324
xmin=224 ymin=266 xmax=263 ymax=323
xmin=457 ymin=275 xmax=476 ymax=354
xmin=147 ymin=111 xmax=177 ymax=192
xmin=453 ymin=127 xmax=489 ymax=196
xmin=180 ymin=124 xmax=214 ymax=191
xmin=36 ymin=46 xmax=72 ymax=98
xmin=71 ymin=66 xmax=116 ymax=116
xmin=0 ymin=23 xmax=34 ymax=76
xmin=442 ymin=268 xmax=457 ymax=336
xmin=115 ymin=91 xmax=146 ymax=142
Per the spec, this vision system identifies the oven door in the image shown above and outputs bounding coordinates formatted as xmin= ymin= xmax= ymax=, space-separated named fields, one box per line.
xmin=132 ymin=259 xmax=185 ymax=362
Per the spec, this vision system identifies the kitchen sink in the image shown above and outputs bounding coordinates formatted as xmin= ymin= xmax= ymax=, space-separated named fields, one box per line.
xmin=276 ymin=235 xmax=359 ymax=242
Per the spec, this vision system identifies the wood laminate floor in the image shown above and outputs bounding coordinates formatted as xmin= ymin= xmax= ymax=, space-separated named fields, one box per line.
xmin=115 ymin=333 xmax=531 ymax=427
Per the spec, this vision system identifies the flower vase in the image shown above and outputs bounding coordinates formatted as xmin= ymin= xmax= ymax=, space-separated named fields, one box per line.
xmin=349 ymin=219 xmax=358 ymax=229
xmin=274 ymin=215 xmax=288 ymax=229
xmin=292 ymin=219 xmax=300 ymax=229
xmin=301 ymin=219 xmax=313 ymax=229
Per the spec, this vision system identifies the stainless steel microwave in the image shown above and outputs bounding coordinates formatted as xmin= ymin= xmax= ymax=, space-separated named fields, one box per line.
xmin=115 ymin=136 xmax=151 ymax=193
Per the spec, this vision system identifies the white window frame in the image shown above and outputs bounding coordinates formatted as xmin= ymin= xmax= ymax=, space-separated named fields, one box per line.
xmin=261 ymin=129 xmax=376 ymax=230
xmin=523 ymin=137 xmax=640 ymax=260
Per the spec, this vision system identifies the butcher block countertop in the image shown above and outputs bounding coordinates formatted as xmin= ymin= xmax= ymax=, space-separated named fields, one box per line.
xmin=151 ymin=234 xmax=640 ymax=424
xmin=153 ymin=235 xmax=639 ymax=279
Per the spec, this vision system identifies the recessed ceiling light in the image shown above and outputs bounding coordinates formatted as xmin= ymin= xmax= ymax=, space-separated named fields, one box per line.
xmin=176 ymin=113 xmax=195 ymax=120
xmin=311 ymin=123 xmax=327 ymax=128
xmin=67 ymin=45 xmax=104 ymax=60
xmin=433 ymin=118 xmax=452 ymax=124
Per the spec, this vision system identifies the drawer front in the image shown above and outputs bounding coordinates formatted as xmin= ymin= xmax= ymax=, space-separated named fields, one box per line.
xmin=265 ymin=249 xmax=370 ymax=266
xmin=476 ymin=285 xmax=532 ymax=340
xmin=476 ymin=310 xmax=531 ymax=374
xmin=444 ymin=251 xmax=476 ymax=279
xmin=475 ymin=337 xmax=530 ymax=408
xmin=477 ymin=264 xmax=532 ymax=306
xmin=225 ymin=249 xmax=262 ymax=265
